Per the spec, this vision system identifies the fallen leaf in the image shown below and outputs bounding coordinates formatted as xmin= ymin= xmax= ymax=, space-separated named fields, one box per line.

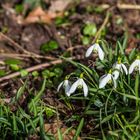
xmin=24 ymin=0 xmax=73 ymax=24
xmin=24 ymin=7 xmax=52 ymax=24
xmin=0 ymin=98 xmax=11 ymax=104
xmin=37 ymin=120 xmax=81 ymax=140
xmin=49 ymin=0 xmax=73 ymax=13
xmin=125 ymin=38 xmax=138 ymax=54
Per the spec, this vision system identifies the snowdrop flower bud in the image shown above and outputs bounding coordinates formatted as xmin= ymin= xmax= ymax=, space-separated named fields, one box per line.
xmin=68 ymin=74 xmax=88 ymax=97
xmin=57 ymin=77 xmax=71 ymax=96
xmin=112 ymin=58 xmax=128 ymax=80
xmin=129 ymin=56 xmax=140 ymax=74
xmin=99 ymin=70 xmax=117 ymax=88
xmin=85 ymin=43 xmax=104 ymax=60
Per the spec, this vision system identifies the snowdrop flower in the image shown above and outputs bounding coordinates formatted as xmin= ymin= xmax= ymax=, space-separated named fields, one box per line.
xmin=85 ymin=43 xmax=104 ymax=60
xmin=99 ymin=70 xmax=117 ymax=88
xmin=68 ymin=74 xmax=88 ymax=97
xmin=112 ymin=58 xmax=128 ymax=80
xmin=129 ymin=56 xmax=140 ymax=74
xmin=57 ymin=78 xmax=71 ymax=96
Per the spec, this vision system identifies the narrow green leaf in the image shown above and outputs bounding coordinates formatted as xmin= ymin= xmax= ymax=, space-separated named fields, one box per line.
xmin=73 ymin=118 xmax=84 ymax=140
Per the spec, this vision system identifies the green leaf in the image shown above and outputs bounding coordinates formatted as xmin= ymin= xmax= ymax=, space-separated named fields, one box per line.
xmin=83 ymin=23 xmax=97 ymax=36
xmin=12 ymin=114 xmax=18 ymax=136
xmin=81 ymin=36 xmax=90 ymax=45
xmin=94 ymin=99 xmax=103 ymax=107
xmin=54 ymin=68 xmax=63 ymax=77
xmin=10 ymin=64 xmax=20 ymax=71
xmin=42 ymin=70 xmax=55 ymax=78
xmin=0 ymin=70 xmax=6 ymax=76
xmin=20 ymin=69 xmax=28 ymax=77
xmin=32 ymin=71 xmax=39 ymax=77
xmin=5 ymin=59 xmax=22 ymax=65
xmin=40 ymin=40 xmax=59 ymax=53
xmin=45 ymin=107 xmax=55 ymax=118
xmin=94 ymin=6 xmax=105 ymax=13
xmin=116 ymin=17 xmax=123 ymax=25
xmin=95 ymin=114 xmax=114 ymax=128
xmin=15 ymin=4 xmax=24 ymax=13
xmin=28 ymin=78 xmax=46 ymax=110
xmin=0 ymin=117 xmax=11 ymax=126
xmin=58 ymin=128 xmax=63 ymax=140
xmin=129 ymin=48 xmax=136 ymax=61
xmin=73 ymin=118 xmax=84 ymax=140
xmin=117 ymin=41 xmax=124 ymax=55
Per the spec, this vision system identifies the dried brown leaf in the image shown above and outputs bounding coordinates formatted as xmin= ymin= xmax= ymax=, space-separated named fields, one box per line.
xmin=37 ymin=120 xmax=81 ymax=140
xmin=49 ymin=0 xmax=73 ymax=13
xmin=24 ymin=7 xmax=52 ymax=24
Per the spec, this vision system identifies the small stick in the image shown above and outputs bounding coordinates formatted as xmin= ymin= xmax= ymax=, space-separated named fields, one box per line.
xmin=67 ymin=11 xmax=110 ymax=52
xmin=0 ymin=59 xmax=62 ymax=83
xmin=92 ymin=11 xmax=110 ymax=43
xmin=0 ymin=32 xmax=52 ymax=60
xmin=96 ymin=4 xmax=140 ymax=10
xmin=0 ymin=32 xmax=30 ymax=54
xmin=117 ymin=3 xmax=140 ymax=10
xmin=0 ymin=56 xmax=84 ymax=83
xmin=0 ymin=53 xmax=56 ymax=60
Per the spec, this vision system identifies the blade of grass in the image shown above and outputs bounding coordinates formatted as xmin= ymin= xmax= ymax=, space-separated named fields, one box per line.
xmin=73 ymin=118 xmax=84 ymax=140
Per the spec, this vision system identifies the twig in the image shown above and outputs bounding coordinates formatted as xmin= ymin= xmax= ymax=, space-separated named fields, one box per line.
xmin=0 ymin=32 xmax=29 ymax=54
xmin=0 ymin=53 xmax=56 ymax=60
xmin=0 ymin=59 xmax=62 ymax=83
xmin=117 ymin=3 xmax=140 ymax=10
xmin=0 ymin=56 xmax=84 ymax=83
xmin=0 ymin=32 xmax=52 ymax=60
xmin=92 ymin=11 xmax=110 ymax=43
xmin=95 ymin=3 xmax=140 ymax=10
xmin=67 ymin=11 xmax=110 ymax=52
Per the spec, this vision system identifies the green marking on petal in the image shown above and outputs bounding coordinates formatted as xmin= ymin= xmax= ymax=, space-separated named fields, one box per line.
xmin=108 ymin=79 xmax=112 ymax=84
xmin=118 ymin=57 xmax=122 ymax=64
xmin=93 ymin=48 xmax=98 ymax=53
xmin=80 ymin=73 xmax=84 ymax=78
xmin=108 ymin=69 xmax=112 ymax=74
xmin=136 ymin=55 xmax=140 ymax=59
xmin=96 ymin=40 xmax=99 ymax=43
xmin=65 ymin=75 xmax=69 ymax=80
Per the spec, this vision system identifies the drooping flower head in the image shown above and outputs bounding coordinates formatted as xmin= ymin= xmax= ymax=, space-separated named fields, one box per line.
xmin=129 ymin=56 xmax=140 ymax=74
xmin=57 ymin=76 xmax=71 ymax=96
xmin=85 ymin=41 xmax=104 ymax=61
xmin=112 ymin=57 xmax=128 ymax=80
xmin=99 ymin=70 xmax=117 ymax=88
xmin=68 ymin=73 xmax=88 ymax=97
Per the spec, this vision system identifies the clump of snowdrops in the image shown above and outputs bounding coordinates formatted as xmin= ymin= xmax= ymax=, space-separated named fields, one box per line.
xmin=57 ymin=38 xmax=140 ymax=139
xmin=58 ymin=40 xmax=140 ymax=98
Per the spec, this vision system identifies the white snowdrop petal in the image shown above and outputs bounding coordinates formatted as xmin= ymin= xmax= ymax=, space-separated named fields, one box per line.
xmin=112 ymin=76 xmax=117 ymax=88
xmin=64 ymin=80 xmax=71 ymax=96
xmin=113 ymin=62 xmax=117 ymax=68
xmin=112 ymin=71 xmax=119 ymax=80
xmin=65 ymin=84 xmax=71 ymax=96
xmin=57 ymin=81 xmax=63 ymax=92
xmin=85 ymin=45 xmax=94 ymax=57
xmin=68 ymin=79 xmax=79 ymax=95
xmin=138 ymin=61 xmax=140 ymax=74
xmin=129 ymin=60 xmax=138 ymax=74
xmin=99 ymin=74 xmax=107 ymax=82
xmin=121 ymin=64 xmax=128 ymax=75
xmin=99 ymin=74 xmax=111 ymax=88
xmin=81 ymin=79 xmax=88 ymax=97
xmin=138 ymin=59 xmax=140 ymax=74
xmin=64 ymin=80 xmax=69 ymax=87
xmin=97 ymin=46 xmax=104 ymax=60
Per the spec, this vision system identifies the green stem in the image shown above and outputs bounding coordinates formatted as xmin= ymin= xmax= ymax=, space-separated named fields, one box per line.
xmin=135 ymin=72 xmax=139 ymax=111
